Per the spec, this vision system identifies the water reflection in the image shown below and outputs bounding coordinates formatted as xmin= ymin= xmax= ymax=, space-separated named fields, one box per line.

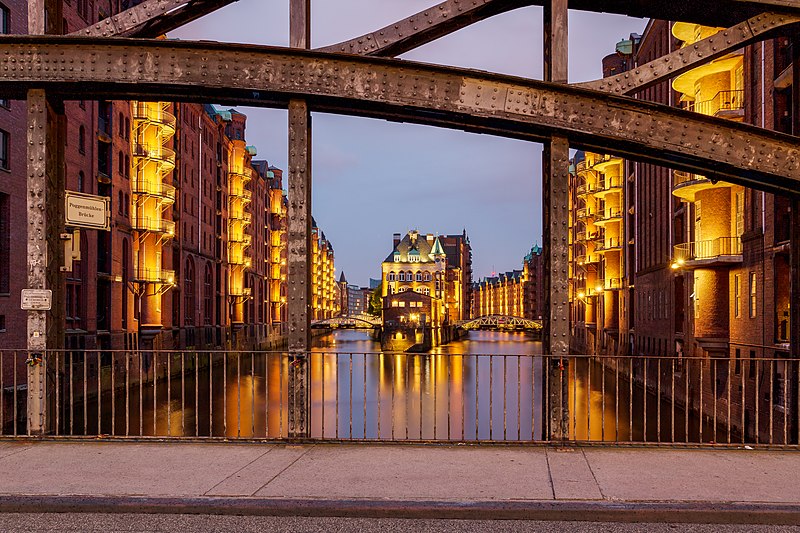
xmin=62 ymin=331 xmax=707 ymax=442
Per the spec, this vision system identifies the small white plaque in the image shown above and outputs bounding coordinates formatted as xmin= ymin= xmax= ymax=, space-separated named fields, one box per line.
xmin=21 ymin=289 xmax=53 ymax=311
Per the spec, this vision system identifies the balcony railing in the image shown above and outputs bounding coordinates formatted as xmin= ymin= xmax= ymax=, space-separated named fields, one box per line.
xmin=230 ymin=188 xmax=253 ymax=202
xmin=603 ymin=277 xmax=626 ymax=290
xmin=230 ymin=211 xmax=253 ymax=224
xmin=598 ymin=178 xmax=623 ymax=192
xmin=132 ymin=103 xmax=177 ymax=131
xmin=577 ymin=183 xmax=596 ymax=196
xmin=230 ymin=234 xmax=253 ymax=247
xmin=131 ymin=179 xmax=176 ymax=202
xmin=595 ymin=237 xmax=623 ymax=252
xmin=687 ymin=90 xmax=744 ymax=117
xmin=229 ymin=170 xmax=252 ymax=183
xmin=133 ymin=268 xmax=175 ymax=285
xmin=131 ymin=216 xmax=176 ymax=236
xmin=576 ymin=208 xmax=596 ymax=220
xmin=673 ymin=236 xmax=742 ymax=263
xmin=673 ymin=170 xmax=708 ymax=188
xmin=598 ymin=207 xmax=623 ymax=222
xmin=133 ymin=143 xmax=176 ymax=166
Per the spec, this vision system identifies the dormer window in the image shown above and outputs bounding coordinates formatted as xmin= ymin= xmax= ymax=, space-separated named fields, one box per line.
xmin=394 ymin=253 xmax=400 ymax=262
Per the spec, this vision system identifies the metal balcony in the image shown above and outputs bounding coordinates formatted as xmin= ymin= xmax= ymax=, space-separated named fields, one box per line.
xmin=132 ymin=103 xmax=177 ymax=134
xmin=131 ymin=216 xmax=176 ymax=236
xmin=594 ymin=207 xmax=623 ymax=225
xmin=133 ymin=268 xmax=175 ymax=285
xmin=603 ymin=277 xmax=625 ymax=290
xmin=133 ymin=143 xmax=176 ymax=168
xmin=687 ymin=89 xmax=744 ymax=118
xmin=673 ymin=236 xmax=742 ymax=268
xmin=130 ymin=179 xmax=176 ymax=202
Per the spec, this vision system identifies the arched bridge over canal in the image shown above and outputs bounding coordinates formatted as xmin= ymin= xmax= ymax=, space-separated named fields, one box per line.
xmin=457 ymin=315 xmax=543 ymax=332
xmin=311 ymin=315 xmax=382 ymax=330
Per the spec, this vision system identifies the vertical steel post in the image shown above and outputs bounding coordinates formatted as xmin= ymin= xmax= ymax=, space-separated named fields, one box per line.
xmin=791 ymin=33 xmax=800 ymax=445
xmin=287 ymin=0 xmax=312 ymax=438
xmin=26 ymin=0 xmax=65 ymax=436
xmin=543 ymin=0 xmax=570 ymax=441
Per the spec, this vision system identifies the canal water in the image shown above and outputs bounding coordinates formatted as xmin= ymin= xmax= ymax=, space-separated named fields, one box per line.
xmin=61 ymin=330 xmax=709 ymax=442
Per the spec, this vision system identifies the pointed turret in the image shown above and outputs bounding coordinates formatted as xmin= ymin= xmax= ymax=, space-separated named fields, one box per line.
xmin=339 ymin=271 xmax=347 ymax=284
xmin=431 ymin=236 xmax=446 ymax=258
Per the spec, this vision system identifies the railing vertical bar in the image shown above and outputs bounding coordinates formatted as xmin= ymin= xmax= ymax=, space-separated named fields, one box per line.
xmin=475 ymin=356 xmax=479 ymax=441
xmin=251 ymin=353 xmax=255 ymax=438
xmin=587 ymin=357 xmax=591 ymax=441
xmin=643 ymin=357 xmax=648 ymax=442
xmin=322 ymin=353 xmax=326 ymax=439
xmin=406 ymin=355 xmax=410 ymax=441
xmin=265 ymin=353 xmax=269 ymax=438
xmin=685 ymin=361 xmax=689 ymax=444
xmin=419 ymin=355 xmax=423 ymax=440
xmin=83 ymin=352 xmax=88 ymax=435
xmin=574 ymin=356 xmax=579 ymax=440
xmin=138 ymin=350 xmax=143 ymax=437
xmin=628 ymin=358 xmax=633 ymax=442
xmin=279 ymin=353 xmax=283 ymax=438
xmin=741 ymin=359 xmax=746 ymax=445
xmin=349 ymin=353 xmax=353 ymax=439
xmin=447 ymin=356 xmax=452 ymax=441
xmin=167 ymin=352 xmax=172 ymax=437
xmin=783 ymin=360 xmax=788 ymax=446
xmin=236 ymin=353 xmax=241 ymax=438
xmin=517 ymin=356 xmax=521 ymax=441
xmin=54 ymin=352 xmax=60 ymax=436
xmin=488 ymin=356 xmax=494 ymax=441
xmin=111 ymin=352 xmax=115 ymax=436
xmin=210 ymin=352 xmax=215 ymax=437
xmin=433 ymin=356 xmax=438 ymax=440
xmin=701 ymin=360 xmax=707 ymax=444
xmin=463 ymin=355 xmax=467 ymax=440
xmin=363 ymin=353 xmax=367 ymax=440
xmin=153 ymin=352 xmax=158 ymax=436
xmin=671 ymin=358 xmax=675 ymax=444
xmin=755 ymin=359 xmax=760 ymax=444
xmin=727 ymin=358 xmax=732 ymax=444
xmin=195 ymin=353 xmax=199 ymax=438
xmin=503 ymin=356 xmax=507 ymax=441
xmin=97 ymin=352 xmax=101 ymax=436
xmin=532 ymin=355 xmax=536 ymax=441
xmin=335 ymin=352 xmax=340 ymax=440
xmin=390 ymin=353 xmax=395 ymax=441
xmin=601 ymin=356 xmax=605 ymax=442
xmin=12 ymin=352 xmax=17 ymax=437
xmin=180 ymin=352 xmax=185 ymax=437
xmin=615 ymin=356 xmax=620 ymax=442
xmin=223 ymin=352 xmax=228 ymax=438
xmin=0 ymin=352 xmax=4 ymax=435
xmin=657 ymin=358 xmax=661 ymax=443
xmin=769 ymin=359 xmax=774 ymax=445
xmin=796 ymin=362 xmax=800 ymax=449
xmin=376 ymin=353 xmax=381 ymax=440
xmin=713 ymin=360 xmax=718 ymax=444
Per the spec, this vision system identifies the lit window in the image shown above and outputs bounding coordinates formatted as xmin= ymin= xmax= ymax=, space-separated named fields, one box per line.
xmin=734 ymin=274 xmax=741 ymax=318
xmin=749 ymin=272 xmax=757 ymax=318
xmin=399 ymin=301 xmax=405 ymax=307
xmin=416 ymin=272 xmax=422 ymax=281
xmin=398 ymin=272 xmax=405 ymax=282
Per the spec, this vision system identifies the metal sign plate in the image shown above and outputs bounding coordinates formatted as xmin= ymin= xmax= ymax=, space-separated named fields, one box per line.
xmin=65 ymin=191 xmax=110 ymax=231
xmin=21 ymin=289 xmax=53 ymax=311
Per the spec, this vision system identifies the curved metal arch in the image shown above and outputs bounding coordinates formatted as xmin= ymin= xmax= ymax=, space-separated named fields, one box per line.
xmin=1 ymin=37 xmax=798 ymax=195
xmin=458 ymin=315 xmax=543 ymax=330
xmin=312 ymin=316 xmax=381 ymax=328
xmin=320 ymin=0 xmax=800 ymax=58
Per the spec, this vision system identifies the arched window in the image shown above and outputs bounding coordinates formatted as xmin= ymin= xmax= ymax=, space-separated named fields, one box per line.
xmin=398 ymin=272 xmax=405 ymax=282
xmin=77 ymin=171 xmax=85 ymax=193
xmin=388 ymin=272 xmax=395 ymax=281
xmin=416 ymin=272 xmax=422 ymax=282
xmin=121 ymin=239 xmax=129 ymax=330
xmin=118 ymin=112 xmax=125 ymax=137
xmin=78 ymin=126 xmax=85 ymax=154
xmin=125 ymin=155 xmax=130 ymax=178
xmin=184 ymin=257 xmax=196 ymax=326
xmin=423 ymin=272 xmax=431 ymax=282
xmin=118 ymin=151 xmax=124 ymax=176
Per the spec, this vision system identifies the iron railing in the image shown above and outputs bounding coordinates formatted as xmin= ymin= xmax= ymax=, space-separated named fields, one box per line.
xmin=673 ymin=236 xmax=742 ymax=262
xmin=1 ymin=350 xmax=798 ymax=447
xmin=688 ymin=90 xmax=745 ymax=117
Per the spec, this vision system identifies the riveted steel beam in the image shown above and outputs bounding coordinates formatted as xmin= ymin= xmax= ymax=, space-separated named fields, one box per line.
xmin=1 ymin=38 xmax=798 ymax=196
xmin=71 ymin=0 xmax=237 ymax=38
xmin=287 ymin=0 xmax=312 ymax=439
xmin=579 ymin=11 xmax=800 ymax=95
xmin=319 ymin=0 xmax=800 ymax=58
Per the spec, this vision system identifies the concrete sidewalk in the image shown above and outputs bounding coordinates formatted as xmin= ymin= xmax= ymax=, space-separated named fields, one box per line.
xmin=0 ymin=441 xmax=799 ymax=524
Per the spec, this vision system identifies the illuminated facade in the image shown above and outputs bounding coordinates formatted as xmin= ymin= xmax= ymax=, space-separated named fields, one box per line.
xmin=311 ymin=220 xmax=337 ymax=319
xmin=569 ymin=151 xmax=627 ymax=355
xmin=381 ymin=230 xmax=471 ymax=326
xmin=130 ymin=101 xmax=177 ymax=338
xmin=472 ymin=245 xmax=545 ymax=320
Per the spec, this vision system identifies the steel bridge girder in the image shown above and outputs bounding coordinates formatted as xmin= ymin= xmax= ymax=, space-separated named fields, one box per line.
xmin=0 ymin=38 xmax=798 ymax=195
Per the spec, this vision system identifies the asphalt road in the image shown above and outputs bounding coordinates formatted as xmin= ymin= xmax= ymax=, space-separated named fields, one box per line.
xmin=1 ymin=514 xmax=799 ymax=532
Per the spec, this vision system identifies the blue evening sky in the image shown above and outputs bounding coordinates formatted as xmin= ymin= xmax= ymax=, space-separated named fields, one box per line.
xmin=172 ymin=2 xmax=645 ymax=287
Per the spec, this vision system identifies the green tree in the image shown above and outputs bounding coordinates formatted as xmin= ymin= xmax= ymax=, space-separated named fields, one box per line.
xmin=367 ymin=283 xmax=383 ymax=317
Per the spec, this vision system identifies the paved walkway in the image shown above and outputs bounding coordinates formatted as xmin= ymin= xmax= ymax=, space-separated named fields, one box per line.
xmin=0 ymin=441 xmax=799 ymax=524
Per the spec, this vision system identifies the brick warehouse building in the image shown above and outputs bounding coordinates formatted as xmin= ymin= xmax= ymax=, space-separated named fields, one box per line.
xmin=472 ymin=244 xmax=545 ymax=321
xmin=568 ymin=21 xmax=800 ymax=443
xmin=0 ymin=1 xmax=340 ymax=429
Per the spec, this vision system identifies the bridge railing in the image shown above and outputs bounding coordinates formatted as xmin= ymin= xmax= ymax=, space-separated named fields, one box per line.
xmin=2 ymin=350 xmax=797 ymax=447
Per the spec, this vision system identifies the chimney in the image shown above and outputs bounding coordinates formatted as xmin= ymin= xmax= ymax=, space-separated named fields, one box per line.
xmin=426 ymin=234 xmax=434 ymax=243
xmin=393 ymin=233 xmax=401 ymax=248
